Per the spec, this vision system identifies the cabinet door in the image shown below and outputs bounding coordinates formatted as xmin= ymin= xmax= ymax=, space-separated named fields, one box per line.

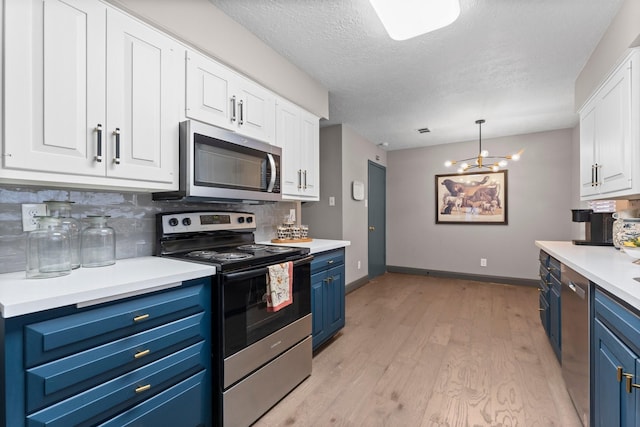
xmin=597 ymin=59 xmax=633 ymax=195
xmin=4 ymin=0 xmax=107 ymax=176
xmin=235 ymin=77 xmax=276 ymax=144
xmin=105 ymin=8 xmax=179 ymax=185
xmin=299 ymin=111 xmax=320 ymax=199
xmin=326 ymin=265 xmax=345 ymax=333
xmin=579 ymin=101 xmax=599 ymax=197
xmin=276 ymin=100 xmax=303 ymax=196
xmin=593 ymin=319 xmax=637 ymax=427
xmin=311 ymin=272 xmax=327 ymax=348
xmin=185 ymin=50 xmax=235 ymax=130
xmin=549 ymin=285 xmax=561 ymax=361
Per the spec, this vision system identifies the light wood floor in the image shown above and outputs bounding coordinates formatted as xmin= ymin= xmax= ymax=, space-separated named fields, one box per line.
xmin=254 ymin=273 xmax=582 ymax=427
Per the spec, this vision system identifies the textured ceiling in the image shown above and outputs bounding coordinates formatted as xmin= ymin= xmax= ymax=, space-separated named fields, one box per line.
xmin=209 ymin=0 xmax=624 ymax=150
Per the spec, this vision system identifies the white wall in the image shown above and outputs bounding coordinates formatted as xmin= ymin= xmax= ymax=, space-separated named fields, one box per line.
xmin=575 ymin=0 xmax=640 ymax=109
xmin=387 ymin=128 xmax=575 ymax=280
xmin=106 ymin=0 xmax=328 ymax=119
xmin=302 ymin=124 xmax=387 ymax=285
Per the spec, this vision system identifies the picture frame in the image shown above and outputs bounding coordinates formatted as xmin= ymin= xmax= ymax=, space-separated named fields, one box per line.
xmin=435 ymin=170 xmax=508 ymax=225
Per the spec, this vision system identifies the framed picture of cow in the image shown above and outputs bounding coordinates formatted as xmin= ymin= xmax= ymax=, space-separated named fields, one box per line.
xmin=435 ymin=170 xmax=508 ymax=225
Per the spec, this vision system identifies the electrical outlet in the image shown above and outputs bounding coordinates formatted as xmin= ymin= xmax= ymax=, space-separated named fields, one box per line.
xmin=357 ymin=260 xmax=361 ymax=270
xmin=480 ymin=258 xmax=487 ymax=267
xmin=22 ymin=203 xmax=47 ymax=232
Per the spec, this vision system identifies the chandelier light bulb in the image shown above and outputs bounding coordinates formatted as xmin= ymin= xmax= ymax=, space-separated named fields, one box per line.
xmin=512 ymin=153 xmax=521 ymax=161
xmin=499 ymin=160 xmax=508 ymax=167
xmin=492 ymin=165 xmax=499 ymax=172
xmin=480 ymin=150 xmax=489 ymax=158
xmin=460 ymin=162 xmax=469 ymax=170
xmin=444 ymin=160 xmax=453 ymax=167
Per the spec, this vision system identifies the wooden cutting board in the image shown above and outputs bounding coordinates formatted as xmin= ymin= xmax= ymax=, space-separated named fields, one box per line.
xmin=271 ymin=238 xmax=313 ymax=243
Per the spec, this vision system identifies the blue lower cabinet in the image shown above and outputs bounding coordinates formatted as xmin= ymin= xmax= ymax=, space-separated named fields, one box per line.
xmin=593 ymin=289 xmax=640 ymax=427
xmin=311 ymin=249 xmax=345 ymax=350
xmin=538 ymin=250 xmax=561 ymax=362
xmin=0 ymin=278 xmax=212 ymax=427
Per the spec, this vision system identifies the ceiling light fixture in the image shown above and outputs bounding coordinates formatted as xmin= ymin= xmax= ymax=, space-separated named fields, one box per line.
xmin=369 ymin=0 xmax=461 ymax=41
xmin=444 ymin=120 xmax=523 ymax=174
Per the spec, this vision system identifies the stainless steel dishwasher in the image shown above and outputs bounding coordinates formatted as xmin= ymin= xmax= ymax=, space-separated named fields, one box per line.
xmin=561 ymin=264 xmax=590 ymax=427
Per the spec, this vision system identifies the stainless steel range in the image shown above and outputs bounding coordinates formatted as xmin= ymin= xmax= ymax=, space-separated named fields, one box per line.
xmin=156 ymin=211 xmax=312 ymax=427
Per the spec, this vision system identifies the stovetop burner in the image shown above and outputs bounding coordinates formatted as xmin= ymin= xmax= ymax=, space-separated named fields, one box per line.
xmin=211 ymin=252 xmax=254 ymax=261
xmin=264 ymin=246 xmax=296 ymax=253
xmin=186 ymin=250 xmax=219 ymax=259
xmin=237 ymin=244 xmax=268 ymax=251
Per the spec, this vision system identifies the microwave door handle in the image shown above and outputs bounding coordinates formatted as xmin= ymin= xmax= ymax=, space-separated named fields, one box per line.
xmin=267 ymin=153 xmax=277 ymax=192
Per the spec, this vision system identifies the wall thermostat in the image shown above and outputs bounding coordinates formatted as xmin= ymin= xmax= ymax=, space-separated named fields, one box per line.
xmin=352 ymin=181 xmax=365 ymax=201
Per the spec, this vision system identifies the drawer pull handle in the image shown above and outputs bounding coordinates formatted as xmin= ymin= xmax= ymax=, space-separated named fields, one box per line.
xmin=618 ymin=366 xmax=623 ymax=382
xmin=327 ymin=260 xmax=334 ymax=264
xmin=135 ymin=384 xmax=151 ymax=394
xmin=134 ymin=349 xmax=150 ymax=359
xmin=133 ymin=314 xmax=150 ymax=322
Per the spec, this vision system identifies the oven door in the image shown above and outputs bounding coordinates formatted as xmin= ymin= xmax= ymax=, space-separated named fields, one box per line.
xmin=220 ymin=256 xmax=312 ymax=360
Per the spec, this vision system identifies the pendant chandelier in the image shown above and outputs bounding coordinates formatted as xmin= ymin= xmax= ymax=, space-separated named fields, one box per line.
xmin=444 ymin=119 xmax=523 ymax=173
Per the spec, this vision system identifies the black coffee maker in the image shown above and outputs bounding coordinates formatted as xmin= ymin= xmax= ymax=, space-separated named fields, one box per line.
xmin=571 ymin=209 xmax=614 ymax=246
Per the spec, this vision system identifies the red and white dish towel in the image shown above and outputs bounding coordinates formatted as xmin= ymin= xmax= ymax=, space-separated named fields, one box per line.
xmin=266 ymin=261 xmax=293 ymax=312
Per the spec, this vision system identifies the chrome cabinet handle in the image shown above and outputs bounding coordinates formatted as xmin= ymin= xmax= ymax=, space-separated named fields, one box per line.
xmin=113 ymin=128 xmax=121 ymax=165
xmin=297 ymin=170 xmax=302 ymax=189
xmin=591 ymin=164 xmax=595 ymax=186
xmin=231 ymin=96 xmax=237 ymax=122
xmin=303 ymin=170 xmax=307 ymax=189
xmin=238 ymin=99 xmax=244 ymax=125
xmin=95 ymin=124 xmax=103 ymax=162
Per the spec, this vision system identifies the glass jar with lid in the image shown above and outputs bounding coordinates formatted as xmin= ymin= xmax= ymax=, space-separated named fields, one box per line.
xmin=44 ymin=201 xmax=81 ymax=269
xmin=81 ymin=216 xmax=116 ymax=267
xmin=26 ymin=216 xmax=72 ymax=279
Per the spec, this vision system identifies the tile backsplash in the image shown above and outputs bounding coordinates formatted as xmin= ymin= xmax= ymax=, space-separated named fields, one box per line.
xmin=0 ymin=185 xmax=297 ymax=274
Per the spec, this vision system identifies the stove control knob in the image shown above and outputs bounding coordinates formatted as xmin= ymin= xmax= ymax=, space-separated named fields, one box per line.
xmin=168 ymin=218 xmax=179 ymax=227
xmin=182 ymin=218 xmax=192 ymax=226
xmin=246 ymin=216 xmax=253 ymax=223
xmin=237 ymin=217 xmax=245 ymax=224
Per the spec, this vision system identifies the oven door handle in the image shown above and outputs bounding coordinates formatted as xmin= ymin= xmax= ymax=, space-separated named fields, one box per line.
xmin=222 ymin=255 xmax=314 ymax=282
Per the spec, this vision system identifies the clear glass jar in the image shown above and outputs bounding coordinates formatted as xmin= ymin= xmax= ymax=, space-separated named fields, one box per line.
xmin=81 ymin=216 xmax=116 ymax=268
xmin=26 ymin=216 xmax=71 ymax=279
xmin=617 ymin=217 xmax=640 ymax=252
xmin=45 ymin=201 xmax=81 ymax=269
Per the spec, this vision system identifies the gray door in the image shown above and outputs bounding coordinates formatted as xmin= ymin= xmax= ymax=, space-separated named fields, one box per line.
xmin=368 ymin=161 xmax=386 ymax=278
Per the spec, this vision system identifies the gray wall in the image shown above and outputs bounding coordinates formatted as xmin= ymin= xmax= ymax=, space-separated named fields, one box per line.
xmin=575 ymin=0 xmax=640 ymax=109
xmin=386 ymin=128 xmax=575 ymax=280
xmin=302 ymin=124 xmax=387 ymax=285
xmin=0 ymin=184 xmax=297 ymax=274
xmin=106 ymin=0 xmax=328 ymax=119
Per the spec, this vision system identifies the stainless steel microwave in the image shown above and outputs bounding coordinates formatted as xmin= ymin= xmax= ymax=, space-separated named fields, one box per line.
xmin=153 ymin=120 xmax=281 ymax=203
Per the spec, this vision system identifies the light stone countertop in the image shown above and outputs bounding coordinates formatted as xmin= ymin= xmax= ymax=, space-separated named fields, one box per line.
xmin=536 ymin=241 xmax=640 ymax=310
xmin=257 ymin=238 xmax=351 ymax=254
xmin=0 ymin=257 xmax=216 ymax=318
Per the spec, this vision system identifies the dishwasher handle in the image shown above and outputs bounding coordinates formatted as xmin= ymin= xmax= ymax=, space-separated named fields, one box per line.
xmin=567 ymin=280 xmax=586 ymax=299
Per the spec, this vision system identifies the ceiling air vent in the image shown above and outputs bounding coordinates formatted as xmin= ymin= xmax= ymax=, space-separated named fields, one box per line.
xmin=417 ymin=127 xmax=431 ymax=134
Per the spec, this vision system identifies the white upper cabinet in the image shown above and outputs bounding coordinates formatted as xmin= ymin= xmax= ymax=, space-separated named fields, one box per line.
xmin=185 ymin=50 xmax=275 ymax=144
xmin=579 ymin=48 xmax=639 ymax=200
xmin=2 ymin=0 xmax=181 ymax=191
xmin=275 ymin=98 xmax=319 ymax=201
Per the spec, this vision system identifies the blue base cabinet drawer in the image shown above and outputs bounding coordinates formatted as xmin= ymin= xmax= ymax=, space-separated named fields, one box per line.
xmin=24 ymin=284 xmax=207 ymax=368
xmin=98 ymin=371 xmax=206 ymax=427
xmin=311 ymin=249 xmax=345 ymax=350
xmin=26 ymin=312 xmax=206 ymax=412
xmin=0 ymin=277 xmax=212 ymax=427
xmin=27 ymin=342 xmax=205 ymax=427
